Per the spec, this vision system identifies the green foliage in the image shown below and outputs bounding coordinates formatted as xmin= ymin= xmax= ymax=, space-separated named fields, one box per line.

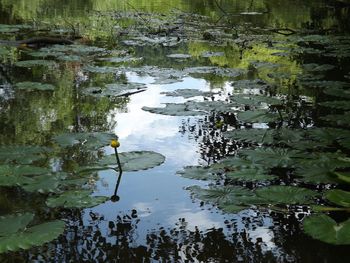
xmin=161 ymin=89 xmax=216 ymax=98
xmin=0 ymin=146 xmax=49 ymax=164
xmin=83 ymin=151 xmax=166 ymax=172
xmin=177 ymin=166 xmax=219 ymax=181
xmin=325 ymin=189 xmax=350 ymax=207
xmin=15 ymin=60 xmax=58 ymax=68
xmin=240 ymin=148 xmax=299 ymax=168
xmin=303 ymin=214 xmax=350 ymax=245
xmin=237 ymin=110 xmax=281 ymax=123
xmin=46 ymin=190 xmax=108 ymax=208
xmin=0 ymin=213 xmax=65 ymax=253
xmin=224 ymin=129 xmax=274 ymax=144
xmin=142 ymin=103 xmax=206 ymax=116
xmin=53 ymin=132 xmax=115 ymax=149
xmin=225 ymin=168 xmax=276 ymax=182
xmin=256 ymin=186 xmax=317 ymax=205
xmin=15 ymin=82 xmax=55 ymax=91
xmin=319 ymin=101 xmax=350 ymax=110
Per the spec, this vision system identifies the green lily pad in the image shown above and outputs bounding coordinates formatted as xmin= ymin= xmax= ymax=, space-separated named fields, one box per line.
xmin=306 ymin=128 xmax=349 ymax=145
xmin=177 ymin=166 xmax=220 ymax=181
xmin=210 ymin=156 xmax=256 ymax=170
xmin=46 ymin=190 xmax=108 ymax=208
xmin=333 ymin=171 xmax=350 ymax=184
xmin=161 ymin=89 xmax=216 ymax=98
xmin=294 ymin=164 xmax=339 ymax=184
xmin=184 ymin=66 xmax=244 ymax=78
xmin=15 ymin=82 xmax=55 ymax=91
xmin=167 ymin=54 xmax=191 ymax=59
xmin=231 ymin=94 xmax=281 ymax=107
xmin=240 ymin=148 xmax=299 ymax=168
xmin=15 ymin=60 xmax=57 ymax=68
xmin=256 ymin=186 xmax=316 ymax=205
xmin=0 ymin=213 xmax=34 ymax=237
xmin=224 ymin=129 xmax=274 ymax=144
xmin=0 ymin=146 xmax=49 ymax=164
xmin=231 ymin=79 xmax=270 ymax=90
xmin=142 ymin=103 xmax=206 ymax=116
xmin=325 ymin=189 xmax=350 ymax=208
xmin=83 ymin=65 xmax=118 ymax=73
xmin=237 ymin=110 xmax=281 ymax=123
xmin=0 ymin=218 xmax=65 ymax=253
xmin=303 ymin=214 xmax=350 ymax=245
xmin=21 ymin=173 xmax=67 ymax=193
xmin=53 ymin=132 xmax=115 ymax=149
xmin=85 ymin=151 xmax=166 ymax=172
xmin=321 ymin=112 xmax=350 ymax=127
xmin=226 ymin=168 xmax=276 ymax=182
xmin=319 ymin=101 xmax=350 ymax=110
xmin=323 ymin=87 xmax=350 ymax=99
xmin=82 ymin=83 xmax=146 ymax=98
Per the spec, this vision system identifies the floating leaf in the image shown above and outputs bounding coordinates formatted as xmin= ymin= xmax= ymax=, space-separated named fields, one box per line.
xmin=319 ymin=101 xmax=350 ymax=110
xmin=83 ymin=65 xmax=118 ymax=73
xmin=0 ymin=219 xmax=65 ymax=253
xmin=237 ymin=110 xmax=281 ymax=123
xmin=333 ymin=171 xmax=350 ymax=184
xmin=15 ymin=82 xmax=55 ymax=91
xmin=240 ymin=147 xmax=299 ymax=168
xmin=225 ymin=168 xmax=276 ymax=182
xmin=53 ymin=132 xmax=115 ymax=149
xmin=46 ymin=190 xmax=108 ymax=208
xmin=230 ymin=94 xmax=281 ymax=106
xmin=84 ymin=151 xmax=166 ymax=172
xmin=0 ymin=213 xmax=34 ymax=237
xmin=256 ymin=186 xmax=316 ymax=204
xmin=303 ymin=214 xmax=350 ymax=245
xmin=321 ymin=112 xmax=350 ymax=127
xmin=0 ymin=146 xmax=49 ymax=164
xmin=302 ymin=63 xmax=335 ymax=72
xmin=306 ymin=128 xmax=349 ymax=145
xmin=323 ymin=87 xmax=350 ymax=99
xmin=325 ymin=189 xmax=350 ymax=208
xmin=82 ymin=83 xmax=146 ymax=98
xmin=177 ymin=166 xmax=220 ymax=181
xmin=184 ymin=66 xmax=244 ymax=78
xmin=21 ymin=173 xmax=67 ymax=193
xmin=142 ymin=103 xmax=206 ymax=116
xmin=15 ymin=60 xmax=57 ymax=68
xmin=224 ymin=129 xmax=274 ymax=144
xmin=231 ymin=79 xmax=270 ymax=90
xmin=294 ymin=164 xmax=339 ymax=184
xmin=167 ymin=53 xmax=191 ymax=59
xmin=210 ymin=156 xmax=256 ymax=170
xmin=161 ymin=89 xmax=216 ymax=98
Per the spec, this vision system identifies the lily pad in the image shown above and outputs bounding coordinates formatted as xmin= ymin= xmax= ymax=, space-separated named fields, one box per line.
xmin=167 ymin=53 xmax=191 ymax=59
xmin=237 ymin=110 xmax=281 ymax=123
xmin=21 ymin=173 xmax=67 ymax=193
xmin=84 ymin=151 xmax=166 ymax=172
xmin=142 ymin=103 xmax=206 ymax=116
xmin=323 ymin=87 xmax=350 ymax=99
xmin=256 ymin=186 xmax=316 ymax=205
xmin=319 ymin=101 xmax=350 ymax=110
xmin=83 ymin=65 xmax=118 ymax=73
xmin=46 ymin=190 xmax=108 ymax=208
xmin=15 ymin=82 xmax=55 ymax=91
xmin=294 ymin=164 xmax=339 ymax=184
xmin=303 ymin=214 xmax=350 ymax=245
xmin=325 ymin=189 xmax=350 ymax=208
xmin=0 ymin=145 xmax=49 ymax=164
xmin=231 ymin=94 xmax=281 ymax=106
xmin=177 ymin=166 xmax=220 ymax=181
xmin=224 ymin=129 xmax=274 ymax=144
xmin=161 ymin=89 xmax=216 ymax=98
xmin=0 ymin=213 xmax=65 ymax=253
xmin=321 ymin=112 xmax=350 ymax=127
xmin=15 ymin=60 xmax=57 ymax=68
xmin=82 ymin=83 xmax=146 ymax=98
xmin=240 ymin=148 xmax=299 ymax=168
xmin=53 ymin=132 xmax=115 ymax=150
xmin=226 ymin=168 xmax=276 ymax=182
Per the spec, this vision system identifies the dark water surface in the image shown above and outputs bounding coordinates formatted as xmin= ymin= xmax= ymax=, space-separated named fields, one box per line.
xmin=0 ymin=0 xmax=350 ymax=262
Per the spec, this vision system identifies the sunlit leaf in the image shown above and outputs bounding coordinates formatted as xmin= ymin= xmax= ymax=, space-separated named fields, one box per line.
xmin=303 ymin=214 xmax=350 ymax=245
xmin=46 ymin=190 xmax=108 ymax=208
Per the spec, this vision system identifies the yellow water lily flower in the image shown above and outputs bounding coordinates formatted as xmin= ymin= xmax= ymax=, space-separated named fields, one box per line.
xmin=110 ymin=139 xmax=120 ymax=148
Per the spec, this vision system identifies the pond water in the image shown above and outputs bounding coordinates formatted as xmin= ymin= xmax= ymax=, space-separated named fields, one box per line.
xmin=0 ymin=0 xmax=350 ymax=262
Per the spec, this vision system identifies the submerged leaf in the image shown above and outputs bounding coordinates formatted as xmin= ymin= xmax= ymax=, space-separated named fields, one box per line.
xmin=303 ymin=214 xmax=350 ymax=245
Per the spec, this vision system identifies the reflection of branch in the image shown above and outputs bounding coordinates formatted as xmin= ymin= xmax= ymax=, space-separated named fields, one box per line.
xmin=214 ymin=0 xmax=228 ymax=15
xmin=125 ymin=1 xmax=152 ymax=30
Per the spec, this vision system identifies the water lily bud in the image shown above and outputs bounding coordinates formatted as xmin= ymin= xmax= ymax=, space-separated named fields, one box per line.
xmin=110 ymin=139 xmax=120 ymax=148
